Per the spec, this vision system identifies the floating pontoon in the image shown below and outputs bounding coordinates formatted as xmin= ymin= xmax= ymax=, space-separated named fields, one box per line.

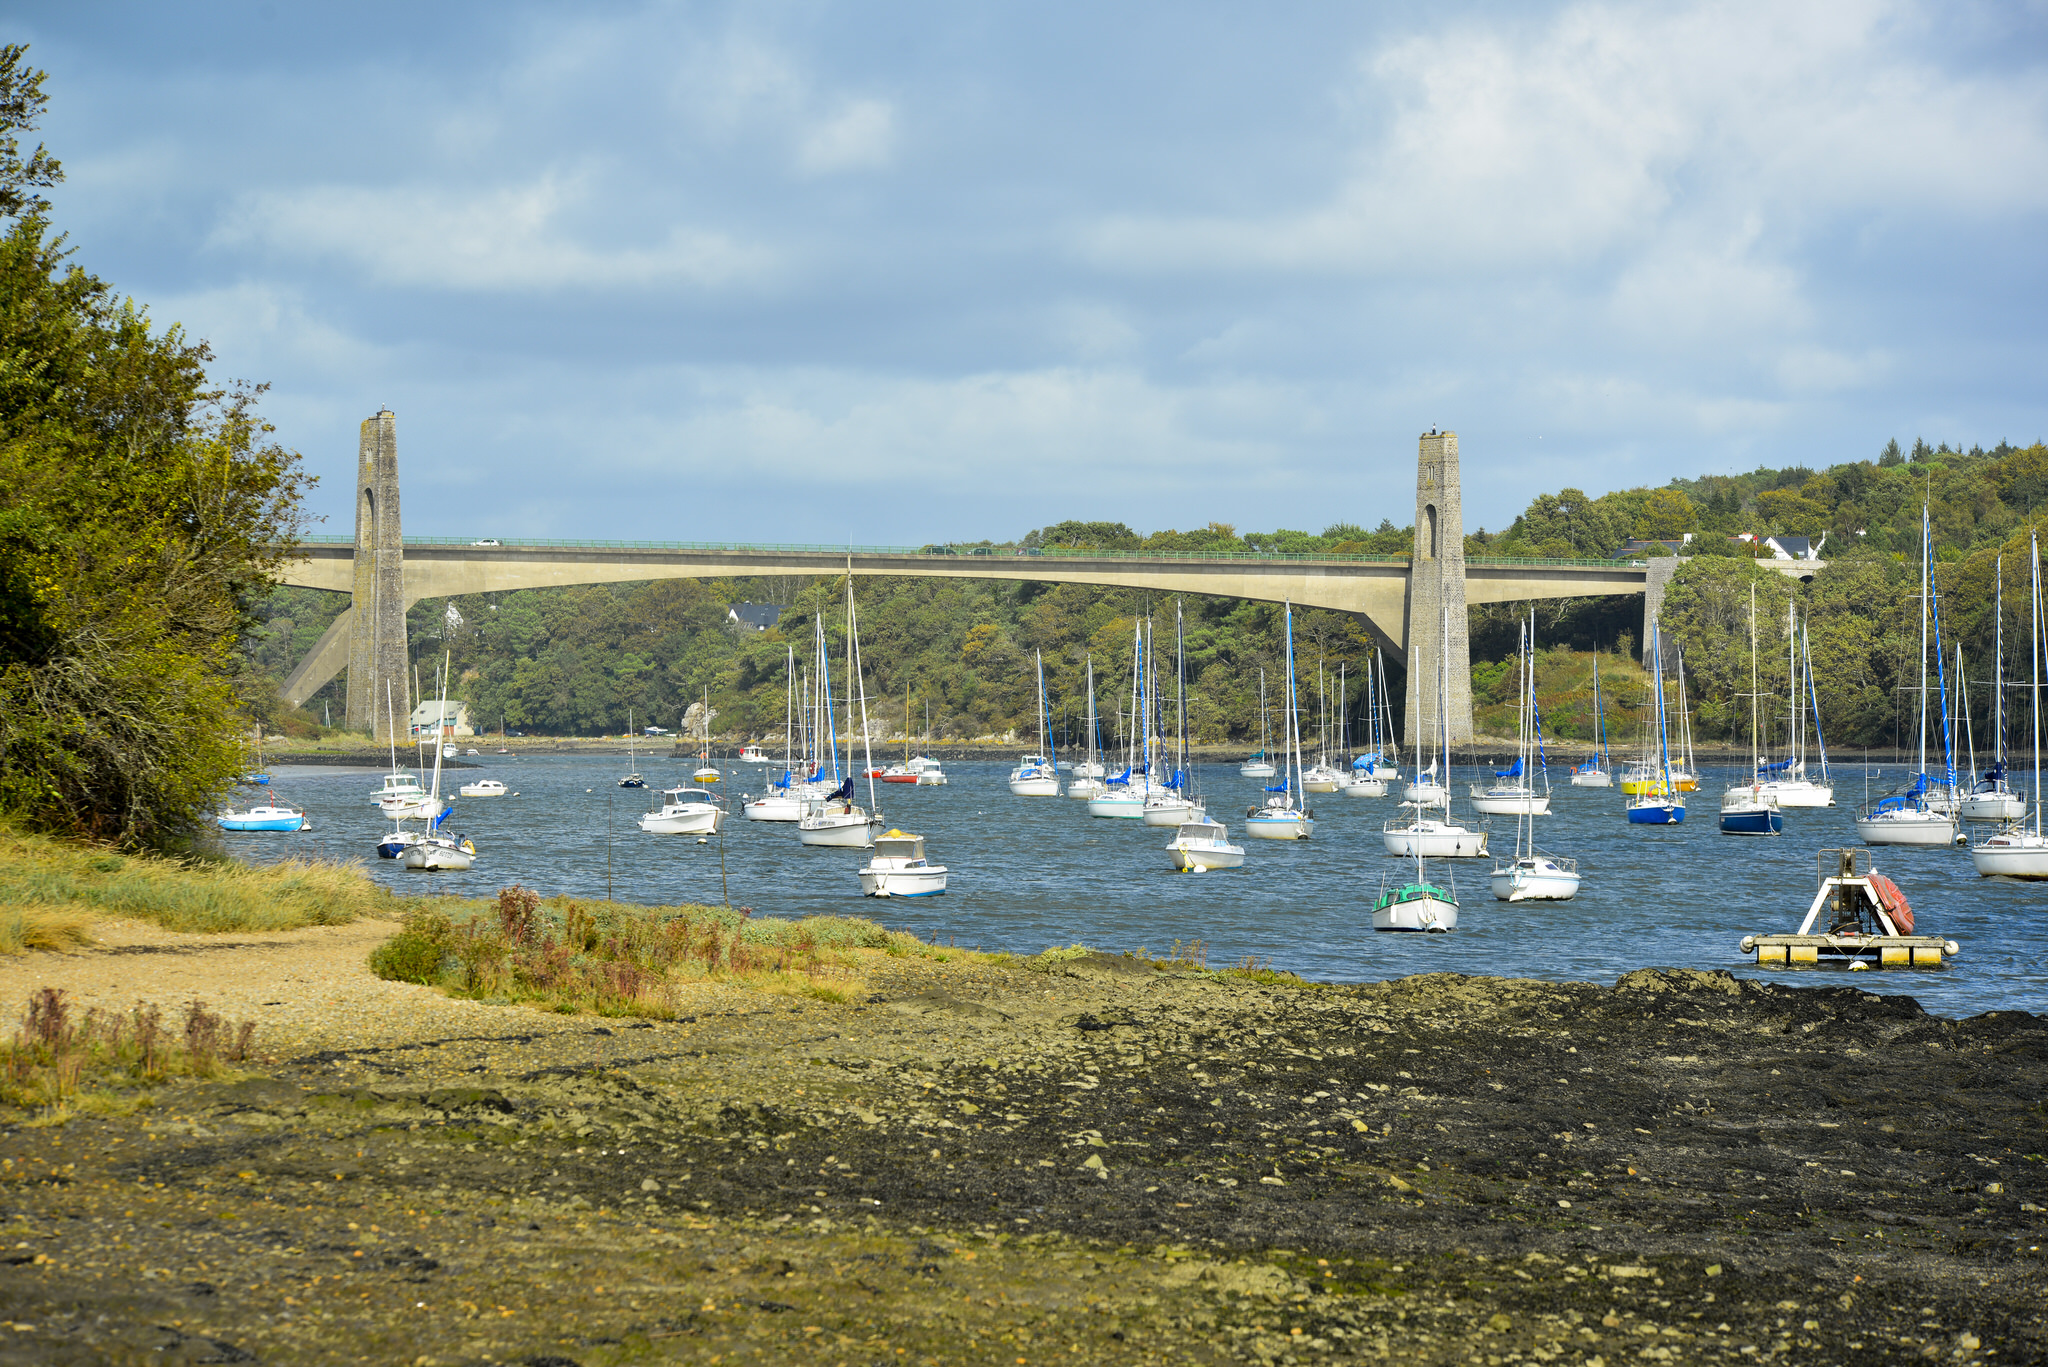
xmin=1740 ymin=849 xmax=1958 ymax=969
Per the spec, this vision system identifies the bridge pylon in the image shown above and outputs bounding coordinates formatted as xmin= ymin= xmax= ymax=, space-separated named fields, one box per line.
xmin=1404 ymin=430 xmax=1474 ymax=747
xmin=343 ymin=410 xmax=409 ymax=740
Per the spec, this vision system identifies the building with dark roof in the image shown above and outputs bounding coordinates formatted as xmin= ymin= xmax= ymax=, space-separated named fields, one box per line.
xmin=727 ymin=602 xmax=786 ymax=632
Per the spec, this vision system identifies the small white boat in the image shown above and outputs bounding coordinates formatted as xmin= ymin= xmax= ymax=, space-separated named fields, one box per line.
xmin=1341 ymin=772 xmax=1388 ymax=798
xmin=1065 ymin=776 xmax=1107 ymax=799
xmin=1244 ymin=794 xmax=1313 ymax=840
xmin=914 ymin=760 xmax=948 ymax=786
xmin=1087 ymin=779 xmax=1152 ymax=818
xmin=1141 ymin=793 xmax=1199 ymax=826
xmin=1072 ymin=759 xmax=1105 ymax=779
xmin=639 ymin=786 xmax=724 ymax=834
xmin=1468 ymin=783 xmax=1551 ymax=816
xmin=1761 ymin=774 xmax=1835 ymax=808
xmin=217 ymin=803 xmax=305 ymax=833
xmin=799 ymin=795 xmax=881 ymax=847
xmin=464 ymin=748 xmax=480 ymax=756
xmin=858 ymin=829 xmax=948 ymax=896
xmin=375 ymin=826 xmax=423 ymax=860
xmin=1167 ymin=816 xmax=1245 ymax=870
xmin=1239 ymin=757 xmax=1277 ymax=780
xmin=1971 ymin=533 xmax=2048 ymax=876
xmin=458 ymin=778 xmax=508 ymax=798
xmin=1489 ymin=853 xmax=1580 ymax=901
xmin=694 ymin=765 xmax=722 ymax=783
xmin=1960 ymin=764 xmax=2025 ymax=821
xmin=1373 ymin=879 xmax=1457 ymax=932
xmin=370 ymin=771 xmax=427 ymax=808
xmin=1855 ymin=780 xmax=1962 ymax=846
xmin=1403 ymin=773 xmax=1447 ymax=805
xmin=441 ymin=743 xmax=457 ymax=759
xmin=743 ymin=790 xmax=807 ymax=822
xmin=402 ymin=834 xmax=475 ymax=871
xmin=738 ymin=744 xmax=772 ymax=763
xmin=1383 ymin=815 xmax=1488 ymax=858
xmin=1007 ymin=755 xmax=1060 ymax=796
xmin=1302 ymin=763 xmax=1345 ymax=794
xmin=1569 ymin=765 xmax=1612 ymax=788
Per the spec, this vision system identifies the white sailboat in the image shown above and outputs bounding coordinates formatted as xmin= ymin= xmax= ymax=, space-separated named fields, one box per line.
xmin=403 ymin=654 xmax=476 ymax=871
xmin=1239 ymin=668 xmax=1277 ymax=779
xmin=1961 ymin=556 xmax=2026 ymax=821
xmin=618 ymin=709 xmax=646 ymax=788
xmin=1089 ymin=621 xmax=1157 ymax=818
xmin=798 ymin=579 xmax=884 ymax=848
xmin=1490 ymin=612 xmax=1580 ymax=899
xmin=1245 ymin=602 xmax=1314 ymax=839
xmin=1142 ymin=604 xmax=1200 ymax=825
xmin=1973 ymin=530 xmax=2048 ymax=877
xmin=1376 ymin=717 xmax=1460 ymax=931
xmin=1301 ymin=657 xmax=1347 ymax=793
xmin=1343 ymin=651 xmax=1393 ymax=797
xmin=1385 ymin=606 xmax=1488 ymax=857
xmin=1067 ymin=656 xmax=1109 ymax=799
xmin=1719 ymin=586 xmax=1785 ymax=836
xmin=1570 ymin=649 xmax=1614 ymax=787
xmin=744 ymin=645 xmax=809 ymax=822
xmin=1007 ymin=652 xmax=1062 ymax=796
xmin=1470 ymin=615 xmax=1553 ymax=815
xmin=1857 ymin=505 xmax=1963 ymax=846
xmin=1756 ymin=602 xmax=1835 ymax=808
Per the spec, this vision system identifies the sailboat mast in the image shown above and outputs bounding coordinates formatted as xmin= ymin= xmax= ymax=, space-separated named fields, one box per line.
xmin=1175 ymin=603 xmax=1187 ymax=789
xmin=1919 ymin=506 xmax=1930 ymax=779
xmin=2032 ymin=531 xmax=2042 ymax=838
xmin=1283 ymin=602 xmax=1302 ymax=802
xmin=847 ymin=578 xmax=879 ymax=813
xmin=1749 ymin=585 xmax=1760 ymax=785
xmin=1997 ymin=554 xmax=2006 ymax=772
xmin=1804 ymin=620 xmax=1829 ymax=782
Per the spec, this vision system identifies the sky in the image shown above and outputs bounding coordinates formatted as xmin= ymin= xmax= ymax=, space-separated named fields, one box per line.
xmin=16 ymin=0 xmax=2048 ymax=544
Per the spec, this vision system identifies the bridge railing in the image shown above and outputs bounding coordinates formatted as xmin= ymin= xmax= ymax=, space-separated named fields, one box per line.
xmin=294 ymin=534 xmax=1638 ymax=570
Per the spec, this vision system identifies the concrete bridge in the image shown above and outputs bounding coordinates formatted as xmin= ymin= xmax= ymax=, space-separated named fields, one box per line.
xmin=277 ymin=412 xmax=1810 ymax=742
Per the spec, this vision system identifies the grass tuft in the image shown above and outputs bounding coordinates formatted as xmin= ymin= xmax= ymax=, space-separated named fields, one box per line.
xmin=1 ymin=987 xmax=259 ymax=1117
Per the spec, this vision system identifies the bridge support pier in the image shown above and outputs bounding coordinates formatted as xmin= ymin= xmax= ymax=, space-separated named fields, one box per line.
xmin=343 ymin=410 xmax=409 ymax=740
xmin=1403 ymin=431 xmax=1474 ymax=747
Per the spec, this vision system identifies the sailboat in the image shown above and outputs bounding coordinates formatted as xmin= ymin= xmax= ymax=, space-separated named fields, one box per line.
xmin=1302 ymin=657 xmax=1347 ymax=793
xmin=376 ymin=683 xmax=426 ymax=859
xmin=1489 ymin=613 xmax=1580 ymax=899
xmin=1143 ymin=604 xmax=1200 ymax=825
xmin=691 ymin=690 xmax=722 ymax=783
xmin=1719 ymin=585 xmax=1784 ymax=836
xmin=1856 ymin=505 xmax=1962 ymax=846
xmin=881 ymin=686 xmax=922 ymax=783
xmin=1089 ymin=622 xmax=1157 ymax=818
xmin=1382 ymin=605 xmax=1488 ymax=857
xmin=1962 ymin=555 xmax=2026 ymax=822
xmin=1244 ymin=601 xmax=1314 ymax=839
xmin=798 ymin=578 xmax=884 ymax=847
xmin=1007 ymin=652 xmax=1062 ymax=795
xmin=618 ymin=709 xmax=646 ymax=788
xmin=1470 ymin=615 xmax=1552 ymax=815
xmin=1570 ymin=650 xmax=1613 ymax=786
xmin=1755 ymin=602 xmax=1835 ymax=808
xmin=1240 ymin=668 xmax=1278 ymax=779
xmin=1375 ymin=649 xmax=1462 ymax=929
xmin=404 ymin=654 xmax=476 ymax=870
xmin=1067 ymin=656 xmax=1109 ymax=799
xmin=744 ymin=646 xmax=809 ymax=822
xmin=1344 ymin=651 xmax=1394 ymax=797
xmin=1972 ymin=529 xmax=2048 ymax=876
xmin=1624 ymin=622 xmax=1685 ymax=824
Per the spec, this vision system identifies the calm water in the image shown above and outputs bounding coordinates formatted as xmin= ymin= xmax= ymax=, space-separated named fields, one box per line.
xmin=232 ymin=757 xmax=2048 ymax=1021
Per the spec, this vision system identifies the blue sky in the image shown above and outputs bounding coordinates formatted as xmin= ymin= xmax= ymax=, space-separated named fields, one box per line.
xmin=18 ymin=0 xmax=2048 ymax=543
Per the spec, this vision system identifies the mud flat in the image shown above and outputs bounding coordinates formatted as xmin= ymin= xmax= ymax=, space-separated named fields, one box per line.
xmin=0 ymin=948 xmax=2040 ymax=1364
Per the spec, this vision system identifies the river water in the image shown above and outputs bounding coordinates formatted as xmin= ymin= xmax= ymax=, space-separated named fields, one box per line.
xmin=233 ymin=757 xmax=2048 ymax=1020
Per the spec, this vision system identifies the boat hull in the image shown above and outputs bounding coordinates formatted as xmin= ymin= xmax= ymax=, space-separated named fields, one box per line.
xmin=1972 ymin=833 xmax=2048 ymax=877
xmin=1168 ymin=840 xmax=1245 ymax=870
xmin=1065 ymin=779 xmax=1106 ymax=799
xmin=1719 ymin=807 xmax=1784 ymax=836
xmin=1342 ymin=778 xmax=1387 ymax=798
xmin=1243 ymin=814 xmax=1313 ymax=840
xmin=915 ymin=771 xmax=947 ymax=786
xmin=798 ymin=816 xmax=880 ymax=847
xmin=1008 ymin=776 xmax=1060 ymax=797
xmin=1382 ymin=823 xmax=1488 ymax=858
xmin=1855 ymin=813 xmax=1961 ymax=846
xmin=1626 ymin=803 xmax=1685 ymax=824
xmin=1960 ymin=792 xmax=2026 ymax=821
xmin=218 ymin=813 xmax=304 ymax=833
xmin=1239 ymin=762 xmax=1276 ymax=780
xmin=743 ymin=796 xmax=805 ymax=822
xmin=1569 ymin=770 xmax=1612 ymax=788
xmin=859 ymin=867 xmax=948 ymax=896
xmin=1086 ymin=794 xmax=1148 ymax=819
xmin=1765 ymin=780 xmax=1835 ymax=808
xmin=1373 ymin=894 xmax=1457 ymax=932
xmin=1489 ymin=863 xmax=1580 ymax=901
xmin=1469 ymin=791 xmax=1551 ymax=816
xmin=1402 ymin=781 xmax=1447 ymax=805
xmin=1141 ymin=800 xmax=1198 ymax=827
xmin=639 ymin=807 xmax=723 ymax=834
xmin=402 ymin=843 xmax=473 ymax=871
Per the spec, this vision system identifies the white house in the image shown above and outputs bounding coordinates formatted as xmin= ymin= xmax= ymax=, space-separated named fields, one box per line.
xmin=408 ymin=699 xmax=474 ymax=738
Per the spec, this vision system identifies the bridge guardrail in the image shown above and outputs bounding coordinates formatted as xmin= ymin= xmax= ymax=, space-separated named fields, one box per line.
xmin=293 ymin=535 xmax=1638 ymax=571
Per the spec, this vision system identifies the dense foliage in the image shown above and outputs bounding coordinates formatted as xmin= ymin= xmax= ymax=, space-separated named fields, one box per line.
xmin=0 ymin=49 xmax=310 ymax=843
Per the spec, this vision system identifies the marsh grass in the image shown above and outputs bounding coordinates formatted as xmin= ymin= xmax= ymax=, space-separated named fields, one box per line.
xmin=0 ymin=821 xmax=397 ymax=943
xmin=1 ymin=987 xmax=259 ymax=1117
xmin=371 ymin=885 xmax=930 ymax=1017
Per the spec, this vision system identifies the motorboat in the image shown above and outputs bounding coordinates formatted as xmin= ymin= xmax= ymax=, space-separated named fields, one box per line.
xmin=441 ymin=743 xmax=458 ymax=759
xmin=403 ymin=834 xmax=475 ymax=871
xmin=914 ymin=759 xmax=948 ymax=786
xmin=371 ymin=771 xmax=428 ymax=808
xmin=1167 ymin=816 xmax=1245 ymax=871
xmin=458 ymin=778 xmax=508 ymax=798
xmin=1489 ymin=853 xmax=1579 ymax=902
xmin=639 ymin=786 xmax=724 ymax=834
xmin=858 ymin=829 xmax=948 ymax=897
xmin=738 ymin=744 xmax=772 ymax=763
xmin=217 ymin=803 xmax=304 ymax=833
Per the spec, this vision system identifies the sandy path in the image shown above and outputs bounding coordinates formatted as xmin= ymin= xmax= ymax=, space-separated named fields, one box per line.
xmin=0 ymin=916 xmax=596 ymax=1052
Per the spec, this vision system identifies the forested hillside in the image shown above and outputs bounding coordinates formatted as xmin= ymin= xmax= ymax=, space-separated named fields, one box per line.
xmin=253 ymin=439 xmax=2048 ymax=756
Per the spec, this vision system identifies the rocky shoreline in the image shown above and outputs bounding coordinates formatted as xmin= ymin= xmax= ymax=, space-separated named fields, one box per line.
xmin=0 ymin=951 xmax=2039 ymax=1364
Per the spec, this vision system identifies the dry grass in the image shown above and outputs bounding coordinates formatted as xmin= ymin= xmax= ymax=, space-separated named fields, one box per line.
xmin=369 ymin=885 xmax=932 ymax=1017
xmin=0 ymin=821 xmax=398 ymax=945
xmin=1 ymin=987 xmax=259 ymax=1118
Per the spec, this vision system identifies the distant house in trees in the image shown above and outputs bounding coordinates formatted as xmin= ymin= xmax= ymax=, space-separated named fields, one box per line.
xmin=408 ymin=699 xmax=473 ymax=737
xmin=1611 ymin=535 xmax=1693 ymax=558
xmin=727 ymin=603 xmax=786 ymax=632
xmin=1761 ymin=533 xmax=1826 ymax=561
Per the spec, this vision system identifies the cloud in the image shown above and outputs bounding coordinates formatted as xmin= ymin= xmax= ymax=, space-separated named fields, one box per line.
xmin=211 ymin=174 xmax=774 ymax=291
xmin=1083 ymin=0 xmax=2048 ymax=278
xmin=796 ymin=98 xmax=897 ymax=175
